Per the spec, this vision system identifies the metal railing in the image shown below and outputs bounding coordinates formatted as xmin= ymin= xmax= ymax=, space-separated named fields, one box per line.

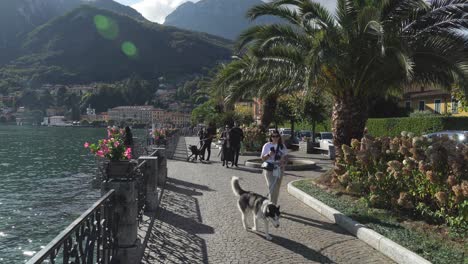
xmin=27 ymin=190 xmax=118 ymax=264
xmin=28 ymin=133 xmax=179 ymax=264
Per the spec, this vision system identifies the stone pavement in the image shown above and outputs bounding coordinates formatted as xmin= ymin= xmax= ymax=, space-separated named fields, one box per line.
xmin=141 ymin=137 xmax=394 ymax=264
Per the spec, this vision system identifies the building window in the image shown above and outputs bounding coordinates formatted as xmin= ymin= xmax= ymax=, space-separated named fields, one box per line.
xmin=405 ymin=101 xmax=411 ymax=111
xmin=452 ymin=99 xmax=459 ymax=114
xmin=419 ymin=101 xmax=425 ymax=111
xmin=434 ymin=99 xmax=441 ymax=114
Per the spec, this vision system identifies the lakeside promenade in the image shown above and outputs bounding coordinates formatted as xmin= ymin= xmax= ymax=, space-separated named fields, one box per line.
xmin=141 ymin=137 xmax=394 ymax=263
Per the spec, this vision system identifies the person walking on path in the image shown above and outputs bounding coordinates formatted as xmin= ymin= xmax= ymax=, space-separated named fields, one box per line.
xmin=198 ymin=128 xmax=205 ymax=149
xmin=260 ymin=130 xmax=288 ymax=204
xmin=220 ymin=125 xmax=234 ymax=167
xmin=200 ymin=124 xmax=216 ymax=161
xmin=229 ymin=122 xmax=244 ymax=167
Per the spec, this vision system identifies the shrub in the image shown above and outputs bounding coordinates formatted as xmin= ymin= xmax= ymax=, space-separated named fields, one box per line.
xmin=366 ymin=117 xmax=468 ymax=137
xmin=242 ymin=125 xmax=267 ymax=152
xmin=409 ymin=110 xmax=437 ymax=118
xmin=334 ymin=133 xmax=468 ymax=230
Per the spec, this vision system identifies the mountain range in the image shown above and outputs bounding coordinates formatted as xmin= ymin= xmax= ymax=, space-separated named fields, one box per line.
xmin=164 ymin=0 xmax=280 ymax=40
xmin=0 ymin=0 xmax=145 ymax=65
xmin=0 ymin=1 xmax=232 ymax=89
xmin=164 ymin=0 xmax=337 ymax=40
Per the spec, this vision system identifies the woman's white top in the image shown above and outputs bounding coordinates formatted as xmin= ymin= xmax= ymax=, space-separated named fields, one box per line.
xmin=261 ymin=142 xmax=288 ymax=162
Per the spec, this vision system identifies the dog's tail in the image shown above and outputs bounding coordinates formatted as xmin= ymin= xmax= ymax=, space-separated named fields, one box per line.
xmin=231 ymin=176 xmax=246 ymax=196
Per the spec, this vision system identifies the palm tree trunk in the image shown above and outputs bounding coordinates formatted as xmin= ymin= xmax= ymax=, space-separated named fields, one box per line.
xmin=332 ymin=92 xmax=368 ymax=159
xmin=261 ymin=94 xmax=278 ymax=131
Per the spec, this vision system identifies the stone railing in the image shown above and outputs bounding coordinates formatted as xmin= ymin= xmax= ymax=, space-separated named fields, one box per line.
xmin=28 ymin=135 xmax=178 ymax=264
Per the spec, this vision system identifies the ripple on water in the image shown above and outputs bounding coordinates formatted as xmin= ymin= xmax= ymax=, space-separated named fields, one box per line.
xmin=0 ymin=126 xmax=113 ymax=263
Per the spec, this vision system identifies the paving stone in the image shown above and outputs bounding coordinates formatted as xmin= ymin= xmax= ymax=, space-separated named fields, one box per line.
xmin=141 ymin=137 xmax=394 ymax=264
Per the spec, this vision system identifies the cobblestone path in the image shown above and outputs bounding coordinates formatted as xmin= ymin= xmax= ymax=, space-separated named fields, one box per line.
xmin=141 ymin=137 xmax=394 ymax=264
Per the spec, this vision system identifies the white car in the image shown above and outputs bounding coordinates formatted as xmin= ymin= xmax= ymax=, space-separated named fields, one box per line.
xmin=279 ymin=128 xmax=292 ymax=141
xmin=424 ymin=131 xmax=467 ymax=143
xmin=316 ymin=132 xmax=334 ymax=150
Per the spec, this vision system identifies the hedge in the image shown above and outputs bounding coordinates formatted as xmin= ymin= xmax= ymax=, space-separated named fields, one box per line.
xmin=366 ymin=117 xmax=468 ymax=137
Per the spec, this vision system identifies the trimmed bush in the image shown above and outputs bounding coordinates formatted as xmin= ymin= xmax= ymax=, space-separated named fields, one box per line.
xmin=333 ymin=134 xmax=468 ymax=230
xmin=367 ymin=117 xmax=468 ymax=137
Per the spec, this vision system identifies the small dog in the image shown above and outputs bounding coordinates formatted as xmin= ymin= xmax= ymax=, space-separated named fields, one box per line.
xmin=187 ymin=145 xmax=201 ymax=162
xmin=231 ymin=176 xmax=280 ymax=240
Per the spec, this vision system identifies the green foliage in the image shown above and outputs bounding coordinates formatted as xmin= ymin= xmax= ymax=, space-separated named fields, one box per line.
xmin=242 ymin=126 xmax=266 ymax=152
xmin=334 ymin=134 xmax=468 ymax=232
xmin=0 ymin=5 xmax=232 ymax=85
xmin=191 ymin=100 xmax=219 ymax=125
xmin=293 ymin=180 xmax=466 ymax=264
xmin=409 ymin=110 xmax=437 ymax=118
xmin=366 ymin=117 xmax=468 ymax=137
xmin=80 ymin=76 xmax=154 ymax=113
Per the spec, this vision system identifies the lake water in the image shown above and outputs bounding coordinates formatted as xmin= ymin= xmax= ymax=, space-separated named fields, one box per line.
xmin=0 ymin=126 xmax=109 ymax=263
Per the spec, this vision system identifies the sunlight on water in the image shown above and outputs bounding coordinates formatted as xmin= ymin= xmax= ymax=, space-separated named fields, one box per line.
xmin=0 ymin=126 xmax=105 ymax=263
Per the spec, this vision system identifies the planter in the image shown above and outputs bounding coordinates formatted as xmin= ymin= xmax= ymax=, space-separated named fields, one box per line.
xmin=106 ymin=160 xmax=135 ymax=179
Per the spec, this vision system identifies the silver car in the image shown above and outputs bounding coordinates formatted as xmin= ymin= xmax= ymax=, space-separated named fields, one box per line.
xmin=424 ymin=131 xmax=467 ymax=143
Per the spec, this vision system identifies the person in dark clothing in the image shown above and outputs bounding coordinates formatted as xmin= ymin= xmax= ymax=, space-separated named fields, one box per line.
xmin=221 ymin=125 xmax=234 ymax=167
xmin=124 ymin=126 xmax=133 ymax=147
xmin=198 ymin=128 xmax=205 ymax=148
xmin=200 ymin=125 xmax=215 ymax=161
xmin=229 ymin=122 xmax=244 ymax=167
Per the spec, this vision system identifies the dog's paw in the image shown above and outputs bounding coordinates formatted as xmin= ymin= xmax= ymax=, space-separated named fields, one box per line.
xmin=265 ymin=235 xmax=272 ymax=241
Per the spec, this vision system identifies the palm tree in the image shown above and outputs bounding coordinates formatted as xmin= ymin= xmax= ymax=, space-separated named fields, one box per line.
xmin=239 ymin=0 xmax=468 ymax=155
xmin=209 ymin=51 xmax=303 ymax=130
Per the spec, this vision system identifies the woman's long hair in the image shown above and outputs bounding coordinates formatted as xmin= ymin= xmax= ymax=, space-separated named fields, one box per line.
xmin=269 ymin=130 xmax=284 ymax=150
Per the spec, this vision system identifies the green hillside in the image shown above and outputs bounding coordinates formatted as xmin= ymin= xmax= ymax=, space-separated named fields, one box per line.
xmin=0 ymin=6 xmax=232 ymax=87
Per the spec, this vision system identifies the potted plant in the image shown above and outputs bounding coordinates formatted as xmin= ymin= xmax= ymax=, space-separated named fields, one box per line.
xmin=85 ymin=127 xmax=134 ymax=179
xmin=153 ymin=128 xmax=166 ymax=145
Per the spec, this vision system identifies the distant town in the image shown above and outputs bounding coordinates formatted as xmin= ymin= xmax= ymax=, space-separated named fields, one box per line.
xmin=0 ymin=80 xmax=193 ymax=128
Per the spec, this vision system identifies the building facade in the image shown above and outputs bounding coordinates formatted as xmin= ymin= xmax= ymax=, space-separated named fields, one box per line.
xmin=400 ymin=85 xmax=467 ymax=116
xmin=108 ymin=106 xmax=154 ymax=123
xmin=108 ymin=106 xmax=191 ymax=127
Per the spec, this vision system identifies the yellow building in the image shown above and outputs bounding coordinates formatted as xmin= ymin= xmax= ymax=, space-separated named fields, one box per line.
xmin=401 ymin=85 xmax=467 ymax=116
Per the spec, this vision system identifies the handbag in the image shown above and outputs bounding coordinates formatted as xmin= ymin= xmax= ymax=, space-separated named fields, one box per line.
xmin=261 ymin=161 xmax=275 ymax=171
xmin=261 ymin=144 xmax=281 ymax=171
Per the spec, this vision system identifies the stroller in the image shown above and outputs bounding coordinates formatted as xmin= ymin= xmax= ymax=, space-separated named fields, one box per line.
xmin=187 ymin=145 xmax=202 ymax=162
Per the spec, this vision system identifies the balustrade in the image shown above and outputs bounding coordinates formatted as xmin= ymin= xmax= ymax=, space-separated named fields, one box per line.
xmin=28 ymin=132 xmax=180 ymax=264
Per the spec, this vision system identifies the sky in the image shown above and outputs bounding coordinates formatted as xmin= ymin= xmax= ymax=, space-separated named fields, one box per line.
xmin=115 ymin=0 xmax=200 ymax=24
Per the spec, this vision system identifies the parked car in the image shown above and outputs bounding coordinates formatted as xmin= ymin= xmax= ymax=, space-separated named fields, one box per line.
xmin=297 ymin=130 xmax=312 ymax=141
xmin=279 ymin=128 xmax=292 ymax=141
xmin=424 ymin=131 xmax=467 ymax=143
xmin=315 ymin=132 xmax=334 ymax=150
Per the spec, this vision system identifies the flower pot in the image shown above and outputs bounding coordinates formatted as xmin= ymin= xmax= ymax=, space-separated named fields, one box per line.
xmin=106 ymin=160 xmax=135 ymax=179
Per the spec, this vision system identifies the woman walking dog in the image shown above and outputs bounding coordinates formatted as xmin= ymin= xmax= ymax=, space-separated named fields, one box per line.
xmin=260 ymin=130 xmax=288 ymax=205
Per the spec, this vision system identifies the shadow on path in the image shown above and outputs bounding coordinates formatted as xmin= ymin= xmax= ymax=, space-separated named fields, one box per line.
xmin=281 ymin=212 xmax=348 ymax=235
xmin=252 ymin=232 xmax=336 ymax=263
xmin=141 ymin=171 xmax=210 ymax=264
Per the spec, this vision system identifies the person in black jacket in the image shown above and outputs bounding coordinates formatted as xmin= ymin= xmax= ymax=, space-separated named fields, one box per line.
xmin=221 ymin=125 xmax=234 ymax=167
xmin=229 ymin=122 xmax=244 ymax=167
xmin=124 ymin=126 xmax=133 ymax=147
xmin=200 ymin=124 xmax=215 ymax=161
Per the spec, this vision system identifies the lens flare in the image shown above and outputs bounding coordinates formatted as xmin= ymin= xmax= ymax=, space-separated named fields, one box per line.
xmin=93 ymin=15 xmax=119 ymax=40
xmin=121 ymin=41 xmax=138 ymax=58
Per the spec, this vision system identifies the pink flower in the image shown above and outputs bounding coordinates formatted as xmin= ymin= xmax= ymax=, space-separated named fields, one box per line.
xmin=125 ymin=148 xmax=132 ymax=160
xmin=84 ymin=142 xmax=89 ymax=148
xmin=96 ymin=150 xmax=104 ymax=157
xmin=114 ymin=141 xmax=120 ymax=147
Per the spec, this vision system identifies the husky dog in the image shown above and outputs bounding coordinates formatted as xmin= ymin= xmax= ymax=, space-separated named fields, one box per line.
xmin=231 ymin=176 xmax=280 ymax=240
